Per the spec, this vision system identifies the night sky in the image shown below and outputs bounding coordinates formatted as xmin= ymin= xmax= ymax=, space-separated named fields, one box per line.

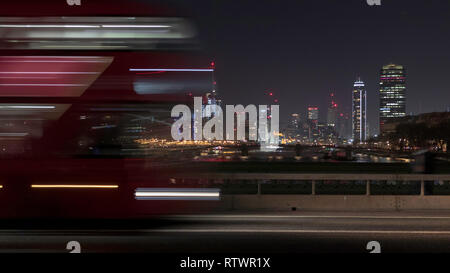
xmin=171 ymin=0 xmax=450 ymax=135
xmin=5 ymin=0 xmax=447 ymax=136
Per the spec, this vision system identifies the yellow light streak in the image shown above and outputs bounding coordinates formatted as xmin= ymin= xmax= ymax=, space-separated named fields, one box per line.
xmin=31 ymin=185 xmax=118 ymax=189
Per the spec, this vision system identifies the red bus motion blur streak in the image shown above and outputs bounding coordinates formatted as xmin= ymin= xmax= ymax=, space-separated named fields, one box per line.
xmin=0 ymin=0 xmax=220 ymax=219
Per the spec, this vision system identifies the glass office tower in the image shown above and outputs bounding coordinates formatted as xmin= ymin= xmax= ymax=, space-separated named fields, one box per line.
xmin=352 ymin=79 xmax=367 ymax=142
xmin=379 ymin=64 xmax=406 ymax=134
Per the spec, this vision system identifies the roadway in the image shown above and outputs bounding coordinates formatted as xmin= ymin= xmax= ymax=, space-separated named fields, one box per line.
xmin=2 ymin=211 xmax=450 ymax=253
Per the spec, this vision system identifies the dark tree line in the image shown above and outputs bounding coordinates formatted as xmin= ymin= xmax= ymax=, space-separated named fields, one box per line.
xmin=385 ymin=121 xmax=450 ymax=151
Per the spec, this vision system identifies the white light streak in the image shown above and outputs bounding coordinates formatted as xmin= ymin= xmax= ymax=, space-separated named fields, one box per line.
xmin=0 ymin=24 xmax=171 ymax=28
xmin=0 ymin=105 xmax=55 ymax=109
xmin=130 ymin=68 xmax=214 ymax=72
xmin=135 ymin=188 xmax=220 ymax=200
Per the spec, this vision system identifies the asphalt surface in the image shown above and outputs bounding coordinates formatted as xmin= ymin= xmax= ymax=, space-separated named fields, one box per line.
xmin=2 ymin=210 xmax=450 ymax=253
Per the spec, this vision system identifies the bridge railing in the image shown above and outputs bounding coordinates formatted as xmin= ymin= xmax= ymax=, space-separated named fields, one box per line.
xmin=174 ymin=173 xmax=450 ymax=196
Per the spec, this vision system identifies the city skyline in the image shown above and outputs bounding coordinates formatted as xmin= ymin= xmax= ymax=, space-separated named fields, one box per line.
xmin=184 ymin=0 xmax=450 ymax=135
xmin=283 ymin=62 xmax=407 ymax=142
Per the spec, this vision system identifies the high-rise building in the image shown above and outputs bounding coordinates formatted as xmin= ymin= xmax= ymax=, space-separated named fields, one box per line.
xmin=327 ymin=93 xmax=338 ymax=127
xmin=307 ymin=106 xmax=319 ymax=123
xmin=337 ymin=111 xmax=351 ymax=141
xmin=307 ymin=107 xmax=319 ymax=143
xmin=379 ymin=64 xmax=406 ymax=134
xmin=352 ymin=78 xmax=367 ymax=142
xmin=286 ymin=113 xmax=301 ymax=141
xmin=290 ymin=113 xmax=300 ymax=128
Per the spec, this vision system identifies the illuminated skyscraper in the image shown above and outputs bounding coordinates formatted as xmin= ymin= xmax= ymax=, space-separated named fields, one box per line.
xmin=290 ymin=113 xmax=300 ymax=127
xmin=307 ymin=106 xmax=319 ymax=123
xmin=286 ymin=113 xmax=301 ymax=140
xmin=379 ymin=64 xmax=406 ymax=133
xmin=352 ymin=79 xmax=367 ymax=142
xmin=307 ymin=106 xmax=319 ymax=143
xmin=327 ymin=93 xmax=338 ymax=127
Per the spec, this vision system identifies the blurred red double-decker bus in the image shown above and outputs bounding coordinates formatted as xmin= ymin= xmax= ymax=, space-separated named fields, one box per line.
xmin=0 ymin=0 xmax=220 ymax=219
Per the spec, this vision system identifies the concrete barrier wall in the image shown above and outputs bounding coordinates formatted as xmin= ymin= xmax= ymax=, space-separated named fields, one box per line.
xmin=219 ymin=195 xmax=450 ymax=211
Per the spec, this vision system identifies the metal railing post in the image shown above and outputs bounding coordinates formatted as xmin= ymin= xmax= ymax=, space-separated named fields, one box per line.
xmin=366 ymin=180 xmax=371 ymax=196
xmin=420 ymin=179 xmax=425 ymax=196
xmin=312 ymin=180 xmax=316 ymax=195
xmin=257 ymin=180 xmax=261 ymax=195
